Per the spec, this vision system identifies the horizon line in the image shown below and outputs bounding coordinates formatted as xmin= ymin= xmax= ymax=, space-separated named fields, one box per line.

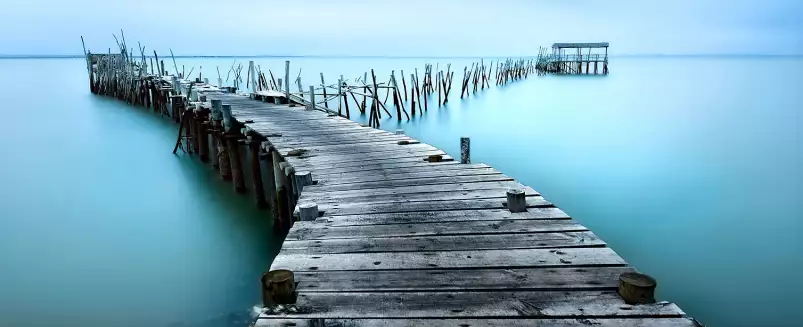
xmin=1 ymin=53 xmax=801 ymax=59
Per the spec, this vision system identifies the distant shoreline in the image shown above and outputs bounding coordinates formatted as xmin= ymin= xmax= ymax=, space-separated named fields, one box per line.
xmin=1 ymin=54 xmax=801 ymax=59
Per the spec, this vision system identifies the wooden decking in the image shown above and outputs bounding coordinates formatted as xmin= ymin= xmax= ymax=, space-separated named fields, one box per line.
xmin=198 ymin=91 xmax=698 ymax=327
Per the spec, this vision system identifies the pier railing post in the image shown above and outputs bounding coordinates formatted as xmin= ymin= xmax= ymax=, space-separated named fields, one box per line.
xmin=308 ymin=85 xmax=315 ymax=110
xmin=284 ymin=61 xmax=290 ymax=102
xmin=460 ymin=136 xmax=470 ymax=164
xmin=506 ymin=189 xmax=527 ymax=212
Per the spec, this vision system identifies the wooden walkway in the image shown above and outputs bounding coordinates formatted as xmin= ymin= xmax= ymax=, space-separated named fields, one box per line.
xmin=196 ymin=91 xmax=699 ymax=327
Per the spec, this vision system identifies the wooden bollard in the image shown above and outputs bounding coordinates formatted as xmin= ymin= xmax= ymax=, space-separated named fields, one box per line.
xmin=618 ymin=272 xmax=657 ymax=304
xmin=293 ymin=171 xmax=313 ymax=195
xmin=299 ymin=202 xmax=319 ymax=221
xmin=227 ymin=134 xmax=247 ymax=193
xmin=506 ymin=189 xmax=527 ymax=212
xmin=247 ymin=136 xmax=267 ymax=208
xmin=261 ymin=269 xmax=296 ymax=306
xmin=460 ymin=136 xmax=470 ymax=164
xmin=428 ymin=154 xmax=443 ymax=162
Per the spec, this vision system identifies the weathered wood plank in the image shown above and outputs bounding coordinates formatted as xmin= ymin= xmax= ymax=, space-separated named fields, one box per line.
xmin=255 ymin=318 xmax=702 ymax=327
xmin=308 ymin=196 xmax=550 ymax=217
xmin=270 ymin=247 xmax=624 ymax=271
xmin=287 ymin=219 xmax=586 ymax=240
xmin=257 ymin=290 xmax=684 ymax=318
xmin=292 ymin=266 xmax=628 ymax=292
xmin=312 ymin=167 xmax=503 ymax=186
xmin=288 ymin=159 xmax=459 ymax=174
xmin=301 ymin=174 xmax=513 ymax=193
xmin=299 ymin=186 xmax=537 ymax=208
xmin=289 ymin=149 xmax=447 ymax=166
xmin=279 ymin=143 xmax=439 ymax=157
xmin=314 ymin=208 xmax=571 ymax=227
xmin=312 ymin=163 xmax=491 ymax=178
xmin=282 ymin=231 xmax=603 ymax=254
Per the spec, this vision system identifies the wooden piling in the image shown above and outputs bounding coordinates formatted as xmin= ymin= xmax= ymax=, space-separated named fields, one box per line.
xmin=460 ymin=137 xmax=470 ymax=164
xmin=227 ymin=133 xmax=246 ymax=193
xmin=246 ymin=136 xmax=267 ymax=208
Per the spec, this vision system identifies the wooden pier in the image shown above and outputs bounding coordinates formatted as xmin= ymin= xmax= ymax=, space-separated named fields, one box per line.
xmin=83 ymin=34 xmax=698 ymax=326
xmin=537 ymin=42 xmax=610 ymax=75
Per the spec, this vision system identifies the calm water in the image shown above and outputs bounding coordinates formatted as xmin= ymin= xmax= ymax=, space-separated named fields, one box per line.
xmin=1 ymin=56 xmax=801 ymax=327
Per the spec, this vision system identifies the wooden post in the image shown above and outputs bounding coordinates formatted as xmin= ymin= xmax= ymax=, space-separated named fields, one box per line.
xmin=293 ymin=171 xmax=312 ymax=195
xmin=261 ymin=270 xmax=296 ymax=306
xmin=506 ymin=189 xmax=527 ymax=212
xmin=262 ymin=143 xmax=278 ymax=218
xmin=249 ymin=60 xmax=257 ymax=94
xmin=460 ymin=137 xmax=470 ymax=164
xmin=308 ymin=85 xmax=315 ymax=110
xmin=320 ymin=73 xmax=328 ymax=109
xmin=247 ymin=136 xmax=267 ymax=208
xmin=227 ymin=133 xmax=246 ymax=193
xmin=298 ymin=203 xmax=318 ymax=221
xmin=272 ymin=151 xmax=291 ymax=225
xmin=618 ymin=272 xmax=657 ymax=304
xmin=198 ymin=111 xmax=209 ymax=162
xmin=284 ymin=60 xmax=290 ymax=100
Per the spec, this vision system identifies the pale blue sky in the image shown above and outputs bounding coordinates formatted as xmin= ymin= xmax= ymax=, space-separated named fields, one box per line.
xmin=1 ymin=0 xmax=801 ymax=56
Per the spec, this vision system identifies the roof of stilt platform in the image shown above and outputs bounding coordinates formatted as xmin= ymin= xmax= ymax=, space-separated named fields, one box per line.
xmin=552 ymin=42 xmax=609 ymax=48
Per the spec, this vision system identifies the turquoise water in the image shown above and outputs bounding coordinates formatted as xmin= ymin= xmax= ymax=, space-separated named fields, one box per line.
xmin=1 ymin=57 xmax=801 ymax=327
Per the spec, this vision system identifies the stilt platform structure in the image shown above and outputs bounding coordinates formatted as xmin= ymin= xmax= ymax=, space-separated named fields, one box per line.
xmin=81 ymin=33 xmax=702 ymax=327
xmin=537 ymin=42 xmax=610 ymax=75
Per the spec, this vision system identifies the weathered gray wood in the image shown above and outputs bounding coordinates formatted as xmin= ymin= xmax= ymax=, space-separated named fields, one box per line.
xmin=256 ymin=318 xmax=702 ymax=327
xmin=460 ymin=136 xmax=470 ymax=164
xmin=292 ymin=266 xmax=627 ymax=292
xmin=278 ymin=143 xmax=438 ymax=157
xmin=289 ymin=159 xmax=459 ymax=174
xmin=282 ymin=231 xmax=603 ymax=254
xmin=299 ymin=186 xmax=538 ymax=208
xmin=287 ymin=219 xmax=584 ymax=240
xmin=312 ymin=196 xmax=550 ymax=217
xmin=299 ymin=202 xmax=319 ymax=221
xmin=507 ymin=189 xmax=527 ymax=213
xmin=258 ymin=290 xmax=683 ymax=318
xmin=312 ymin=163 xmax=490 ymax=178
xmin=314 ymin=208 xmax=571 ymax=227
xmin=314 ymin=167 xmax=502 ymax=186
xmin=271 ymin=247 xmax=626 ymax=272
xmin=289 ymin=149 xmax=447 ymax=166
xmin=301 ymin=174 xmax=513 ymax=193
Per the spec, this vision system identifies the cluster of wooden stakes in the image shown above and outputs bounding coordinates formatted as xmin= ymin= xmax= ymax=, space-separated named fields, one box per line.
xmin=81 ymin=31 xmax=540 ymax=131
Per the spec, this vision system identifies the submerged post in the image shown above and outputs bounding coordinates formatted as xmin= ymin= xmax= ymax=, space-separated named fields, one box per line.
xmin=460 ymin=137 xmax=470 ymax=164
xmin=227 ymin=133 xmax=246 ymax=193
